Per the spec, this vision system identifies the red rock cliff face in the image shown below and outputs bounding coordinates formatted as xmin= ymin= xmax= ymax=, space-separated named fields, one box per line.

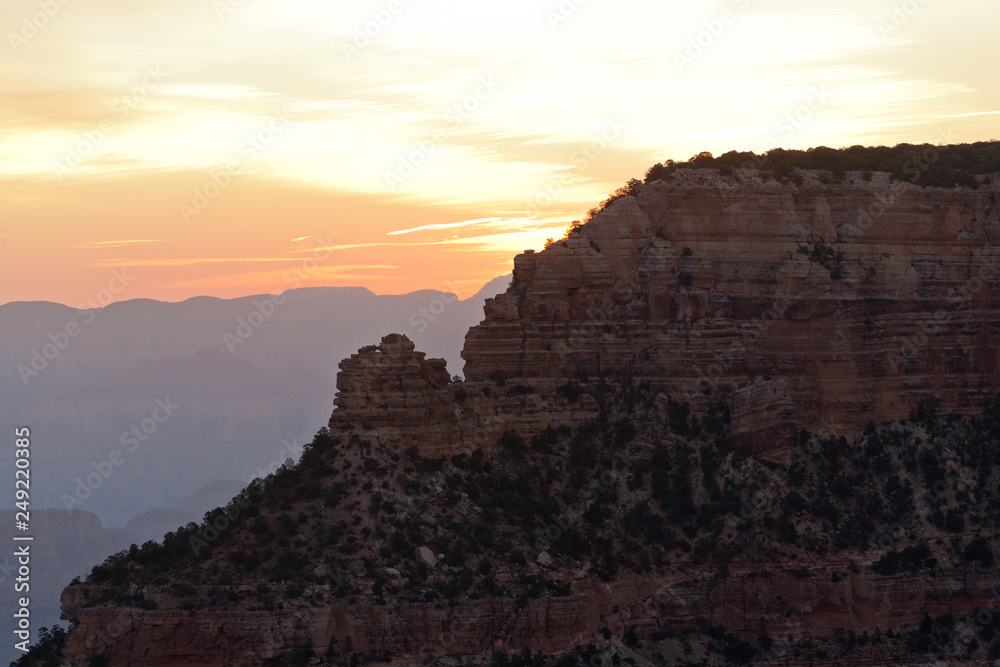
xmin=60 ymin=568 xmax=1000 ymax=665
xmin=329 ymin=333 xmax=454 ymax=449
xmin=329 ymin=333 xmax=601 ymax=456
xmin=58 ymin=172 xmax=1000 ymax=667
xmin=462 ymin=175 xmax=1000 ymax=434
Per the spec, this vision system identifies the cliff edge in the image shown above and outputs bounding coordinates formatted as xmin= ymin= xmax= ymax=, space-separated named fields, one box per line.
xmin=51 ymin=161 xmax=1000 ymax=667
xmin=463 ymin=172 xmax=1000 ymax=439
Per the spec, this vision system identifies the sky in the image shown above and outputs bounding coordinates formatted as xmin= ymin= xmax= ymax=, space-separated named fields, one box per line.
xmin=2 ymin=0 xmax=998 ymax=304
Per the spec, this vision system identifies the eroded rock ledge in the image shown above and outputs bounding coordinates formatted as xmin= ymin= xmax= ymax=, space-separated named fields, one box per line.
xmin=61 ymin=569 xmax=1000 ymax=665
xmin=463 ymin=176 xmax=1000 ymax=436
xmin=329 ymin=333 xmax=601 ymax=457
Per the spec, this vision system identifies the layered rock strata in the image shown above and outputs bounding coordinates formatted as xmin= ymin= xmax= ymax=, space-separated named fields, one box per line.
xmin=463 ymin=176 xmax=1000 ymax=435
xmin=329 ymin=333 xmax=600 ymax=456
xmin=58 ymin=171 xmax=1000 ymax=666
xmin=61 ymin=568 xmax=1000 ymax=665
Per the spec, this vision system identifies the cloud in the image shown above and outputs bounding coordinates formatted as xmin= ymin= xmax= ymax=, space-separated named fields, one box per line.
xmin=387 ymin=217 xmax=503 ymax=236
xmin=161 ymin=84 xmax=271 ymax=100
xmin=938 ymin=110 xmax=1000 ymax=119
xmin=2 ymin=0 xmax=999 ymax=305
xmin=74 ymin=239 xmax=168 ymax=249
xmin=90 ymin=257 xmax=398 ymax=268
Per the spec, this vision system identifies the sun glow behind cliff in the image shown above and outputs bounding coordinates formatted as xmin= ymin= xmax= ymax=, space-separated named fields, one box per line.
xmin=1 ymin=0 xmax=998 ymax=303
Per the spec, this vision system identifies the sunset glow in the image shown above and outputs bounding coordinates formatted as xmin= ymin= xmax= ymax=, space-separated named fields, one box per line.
xmin=2 ymin=0 xmax=998 ymax=303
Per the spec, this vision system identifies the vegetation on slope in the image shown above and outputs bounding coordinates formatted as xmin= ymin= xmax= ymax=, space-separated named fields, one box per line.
xmin=20 ymin=378 xmax=1000 ymax=665
xmin=10 ymin=626 xmax=66 ymax=667
xmin=644 ymin=141 xmax=1000 ymax=188
xmin=573 ymin=141 xmax=1000 ymax=226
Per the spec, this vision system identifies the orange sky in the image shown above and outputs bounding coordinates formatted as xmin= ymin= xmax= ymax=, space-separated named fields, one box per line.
xmin=2 ymin=0 xmax=998 ymax=304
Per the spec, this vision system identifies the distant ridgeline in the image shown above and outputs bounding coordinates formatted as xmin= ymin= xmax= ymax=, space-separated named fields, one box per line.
xmin=577 ymin=141 xmax=1000 ymax=223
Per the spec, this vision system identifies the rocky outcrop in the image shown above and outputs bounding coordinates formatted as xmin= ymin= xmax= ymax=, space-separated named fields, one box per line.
xmin=329 ymin=333 xmax=454 ymax=448
xmin=56 ymin=170 xmax=1000 ymax=667
xmin=727 ymin=378 xmax=798 ymax=458
xmin=463 ymin=176 xmax=1000 ymax=437
xmin=329 ymin=333 xmax=600 ymax=456
xmin=60 ymin=576 xmax=653 ymax=664
xmin=625 ymin=568 xmax=1000 ymax=641
xmin=60 ymin=568 xmax=1000 ymax=665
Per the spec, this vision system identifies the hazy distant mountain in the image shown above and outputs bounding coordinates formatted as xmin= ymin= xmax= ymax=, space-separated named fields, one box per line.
xmin=0 ymin=509 xmax=135 ymax=664
xmin=0 ymin=479 xmax=253 ymax=664
xmin=0 ymin=276 xmax=508 ymax=528
xmin=125 ymin=478 xmax=247 ymax=545
xmin=0 ymin=277 xmax=508 ymax=659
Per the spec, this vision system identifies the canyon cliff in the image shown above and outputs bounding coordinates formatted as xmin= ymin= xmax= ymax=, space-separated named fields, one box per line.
xmin=463 ymin=171 xmax=1000 ymax=439
xmin=54 ymin=166 xmax=1000 ymax=667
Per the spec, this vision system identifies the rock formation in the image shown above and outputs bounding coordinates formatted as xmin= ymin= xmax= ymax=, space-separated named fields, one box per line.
xmin=463 ymin=175 xmax=1000 ymax=440
xmin=330 ymin=333 xmax=600 ymax=457
xmin=55 ymin=168 xmax=1000 ymax=667
xmin=57 ymin=567 xmax=1000 ymax=664
xmin=329 ymin=333 xmax=454 ymax=450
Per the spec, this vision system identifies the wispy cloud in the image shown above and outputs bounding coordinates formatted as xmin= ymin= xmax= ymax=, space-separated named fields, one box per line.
xmin=938 ymin=110 xmax=1000 ymax=119
xmin=91 ymin=257 xmax=397 ymax=268
xmin=74 ymin=239 xmax=168 ymax=249
xmin=387 ymin=217 xmax=504 ymax=236
xmin=161 ymin=84 xmax=270 ymax=100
